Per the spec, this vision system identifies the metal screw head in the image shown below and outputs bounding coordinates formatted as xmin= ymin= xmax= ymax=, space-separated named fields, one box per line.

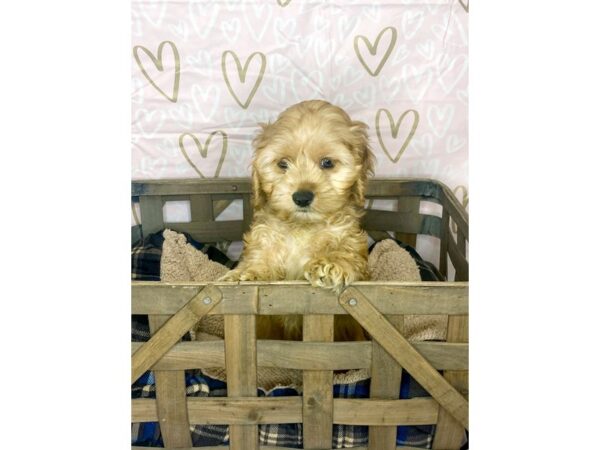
xmin=348 ymin=298 xmax=357 ymax=306
xmin=203 ymin=297 xmax=212 ymax=305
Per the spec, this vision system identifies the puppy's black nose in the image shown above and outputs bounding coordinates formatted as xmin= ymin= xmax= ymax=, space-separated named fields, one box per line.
xmin=292 ymin=190 xmax=314 ymax=207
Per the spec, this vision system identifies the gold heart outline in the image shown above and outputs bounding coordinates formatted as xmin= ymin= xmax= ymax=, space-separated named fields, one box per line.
xmin=221 ymin=50 xmax=267 ymax=110
xmin=353 ymin=26 xmax=397 ymax=77
xmin=375 ymin=108 xmax=420 ymax=163
xmin=458 ymin=0 xmax=469 ymax=13
xmin=133 ymin=41 xmax=180 ymax=103
xmin=277 ymin=0 xmax=292 ymax=6
xmin=178 ymin=131 xmax=228 ymax=178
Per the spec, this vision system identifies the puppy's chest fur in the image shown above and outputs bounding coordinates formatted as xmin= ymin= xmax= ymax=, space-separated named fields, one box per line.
xmin=252 ymin=217 xmax=349 ymax=280
xmin=281 ymin=228 xmax=318 ymax=279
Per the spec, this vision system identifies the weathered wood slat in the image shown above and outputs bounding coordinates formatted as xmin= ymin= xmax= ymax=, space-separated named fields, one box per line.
xmin=164 ymin=220 xmax=245 ymax=242
xmin=133 ymin=178 xmax=442 ymax=199
xmin=130 ymin=340 xmax=468 ymax=371
xmin=410 ymin=342 xmax=469 ymax=371
xmin=432 ymin=314 xmax=469 ymax=449
xmin=131 ymin=285 xmax=222 ymax=383
xmin=138 ymin=195 xmax=164 ymax=236
xmin=339 ymin=288 xmax=468 ymax=430
xmin=224 ymin=312 xmax=259 ymax=449
xmin=363 ymin=210 xmax=442 ymax=238
xmin=190 ymin=194 xmax=213 ymax=222
xmin=132 ymin=398 xmax=158 ymax=422
xmin=242 ymin=194 xmax=253 ymax=228
xmin=258 ymin=283 xmax=466 ymax=315
xmin=335 ymin=398 xmax=438 ymax=425
xmin=365 ymin=178 xmax=443 ymax=199
xmin=132 ymin=397 xmax=439 ymax=426
xmin=456 ymin=229 xmax=468 ymax=281
xmin=131 ymin=281 xmax=468 ymax=316
xmin=150 ymin=194 xmax=190 ymax=203
xmin=369 ymin=315 xmax=404 ymax=449
xmin=447 ymin=231 xmax=469 ymax=282
xmin=303 ymin=315 xmax=334 ymax=449
xmin=148 ymin=315 xmax=192 ymax=448
xmin=187 ymin=397 xmax=302 ymax=425
xmin=133 ymin=398 xmax=300 ymax=424
xmin=439 ymin=184 xmax=469 ymax=241
xmin=210 ymin=193 xmax=246 ymax=201
xmin=457 ymin=230 xmax=467 ymax=257
xmin=132 ymin=178 xmax=252 ymax=196
xmin=395 ymin=197 xmax=420 ymax=246
xmin=364 ymin=209 xmax=420 ymax=233
xmin=439 ymin=209 xmax=449 ymax=279
xmin=367 ymin=230 xmax=394 ymax=242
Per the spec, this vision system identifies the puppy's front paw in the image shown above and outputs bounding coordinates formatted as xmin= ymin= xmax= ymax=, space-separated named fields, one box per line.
xmin=218 ymin=269 xmax=263 ymax=282
xmin=219 ymin=270 xmax=241 ymax=282
xmin=304 ymin=259 xmax=351 ymax=293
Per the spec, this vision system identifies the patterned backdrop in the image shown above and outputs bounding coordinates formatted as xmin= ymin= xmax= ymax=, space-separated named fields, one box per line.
xmin=131 ymin=0 xmax=469 ymax=265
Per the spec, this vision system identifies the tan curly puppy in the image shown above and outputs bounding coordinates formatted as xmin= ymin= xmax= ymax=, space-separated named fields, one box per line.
xmin=221 ymin=100 xmax=375 ymax=340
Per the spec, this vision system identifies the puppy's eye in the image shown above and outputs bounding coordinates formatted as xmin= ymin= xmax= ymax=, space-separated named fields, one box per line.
xmin=320 ymin=158 xmax=334 ymax=169
xmin=277 ymin=160 xmax=288 ymax=170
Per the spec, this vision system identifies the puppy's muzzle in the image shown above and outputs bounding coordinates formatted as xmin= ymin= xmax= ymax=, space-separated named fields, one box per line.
xmin=292 ymin=190 xmax=314 ymax=207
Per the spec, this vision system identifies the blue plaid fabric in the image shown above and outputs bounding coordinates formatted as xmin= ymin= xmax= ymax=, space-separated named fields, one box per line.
xmin=131 ymin=230 xmax=466 ymax=448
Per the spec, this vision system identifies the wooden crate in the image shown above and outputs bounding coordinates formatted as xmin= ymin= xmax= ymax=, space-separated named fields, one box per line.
xmin=131 ymin=178 xmax=469 ymax=450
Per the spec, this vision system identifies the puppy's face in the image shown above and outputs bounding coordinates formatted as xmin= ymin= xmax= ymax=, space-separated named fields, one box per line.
xmin=252 ymin=100 xmax=374 ymax=222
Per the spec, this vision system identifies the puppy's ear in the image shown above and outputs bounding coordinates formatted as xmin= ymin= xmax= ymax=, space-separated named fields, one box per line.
xmin=251 ymin=160 xmax=266 ymax=210
xmin=250 ymin=123 xmax=270 ymax=210
xmin=349 ymin=120 xmax=375 ymax=207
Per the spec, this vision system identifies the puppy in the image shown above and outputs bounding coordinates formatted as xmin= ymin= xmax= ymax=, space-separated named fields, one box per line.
xmin=221 ymin=100 xmax=375 ymax=341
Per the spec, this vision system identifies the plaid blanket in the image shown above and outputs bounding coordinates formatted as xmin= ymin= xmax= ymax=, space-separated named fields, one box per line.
xmin=131 ymin=231 xmax=465 ymax=449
